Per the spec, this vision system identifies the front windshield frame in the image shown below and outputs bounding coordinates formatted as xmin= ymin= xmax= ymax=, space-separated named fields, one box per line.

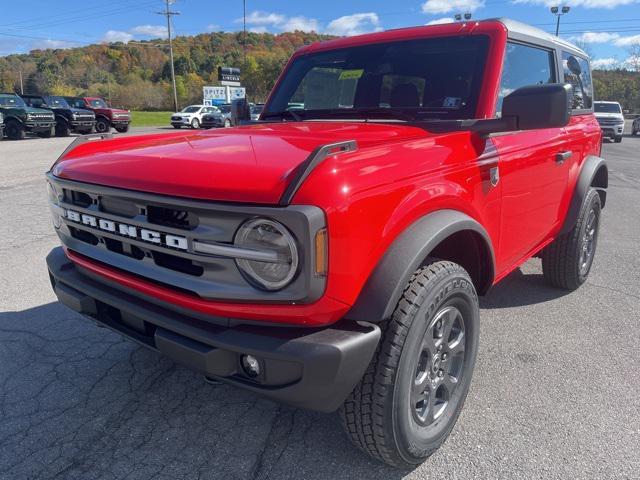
xmin=0 ymin=94 xmax=27 ymax=107
xmin=263 ymin=35 xmax=490 ymax=122
xmin=594 ymin=103 xmax=621 ymax=114
xmin=89 ymin=99 xmax=108 ymax=108
xmin=46 ymin=96 xmax=71 ymax=108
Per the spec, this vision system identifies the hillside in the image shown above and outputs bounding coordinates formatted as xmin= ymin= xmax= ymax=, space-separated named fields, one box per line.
xmin=0 ymin=31 xmax=335 ymax=110
xmin=1 ymin=31 xmax=638 ymax=112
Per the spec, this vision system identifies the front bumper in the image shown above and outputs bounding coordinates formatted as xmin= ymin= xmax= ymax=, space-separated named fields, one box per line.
xmin=599 ymin=124 xmax=624 ymax=137
xmin=71 ymin=120 xmax=95 ymax=129
xmin=111 ymin=119 xmax=130 ymax=126
xmin=25 ymin=121 xmax=55 ymax=132
xmin=47 ymin=247 xmax=380 ymax=412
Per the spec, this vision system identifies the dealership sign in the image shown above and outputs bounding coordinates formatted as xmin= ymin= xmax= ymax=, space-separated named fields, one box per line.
xmin=203 ymin=86 xmax=246 ymax=105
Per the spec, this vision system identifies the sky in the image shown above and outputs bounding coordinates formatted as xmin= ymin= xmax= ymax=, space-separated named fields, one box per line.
xmin=0 ymin=0 xmax=639 ymax=69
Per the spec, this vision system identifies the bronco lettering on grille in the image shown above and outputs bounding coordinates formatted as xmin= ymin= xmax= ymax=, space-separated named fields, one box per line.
xmin=65 ymin=210 xmax=188 ymax=250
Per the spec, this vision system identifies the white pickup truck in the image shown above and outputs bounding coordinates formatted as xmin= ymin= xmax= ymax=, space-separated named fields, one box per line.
xmin=594 ymin=101 xmax=625 ymax=143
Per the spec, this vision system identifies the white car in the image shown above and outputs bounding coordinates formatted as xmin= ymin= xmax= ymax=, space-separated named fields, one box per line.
xmin=170 ymin=105 xmax=219 ymax=129
xmin=594 ymin=101 xmax=625 ymax=143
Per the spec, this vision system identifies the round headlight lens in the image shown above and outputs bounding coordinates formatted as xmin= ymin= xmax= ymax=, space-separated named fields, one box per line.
xmin=234 ymin=219 xmax=299 ymax=290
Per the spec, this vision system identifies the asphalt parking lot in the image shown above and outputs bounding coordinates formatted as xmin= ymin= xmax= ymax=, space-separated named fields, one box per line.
xmin=1 ymin=127 xmax=639 ymax=480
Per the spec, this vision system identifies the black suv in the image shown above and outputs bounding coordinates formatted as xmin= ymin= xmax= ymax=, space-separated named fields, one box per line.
xmin=21 ymin=94 xmax=95 ymax=137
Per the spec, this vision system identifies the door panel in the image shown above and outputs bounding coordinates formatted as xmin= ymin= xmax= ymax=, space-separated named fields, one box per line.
xmin=492 ymin=127 xmax=570 ymax=269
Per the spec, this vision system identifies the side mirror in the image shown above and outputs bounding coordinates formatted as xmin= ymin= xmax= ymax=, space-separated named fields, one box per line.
xmin=231 ymin=97 xmax=250 ymax=126
xmin=502 ymin=83 xmax=572 ymax=130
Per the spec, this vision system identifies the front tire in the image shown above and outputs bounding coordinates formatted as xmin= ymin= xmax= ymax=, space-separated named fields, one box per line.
xmin=115 ymin=124 xmax=129 ymax=133
xmin=340 ymin=260 xmax=479 ymax=468
xmin=224 ymin=118 xmax=231 ymax=128
xmin=614 ymin=135 xmax=622 ymax=143
xmin=191 ymin=118 xmax=200 ymax=129
xmin=6 ymin=121 xmax=25 ymax=140
xmin=542 ymin=188 xmax=601 ymax=290
xmin=55 ymin=120 xmax=70 ymax=137
xmin=95 ymin=118 xmax=110 ymax=133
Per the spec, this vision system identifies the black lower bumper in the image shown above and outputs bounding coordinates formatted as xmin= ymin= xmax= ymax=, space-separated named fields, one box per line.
xmin=46 ymin=247 xmax=380 ymax=412
xmin=25 ymin=122 xmax=55 ymax=132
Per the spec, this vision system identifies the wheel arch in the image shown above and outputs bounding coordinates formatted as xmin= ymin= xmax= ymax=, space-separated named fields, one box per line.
xmin=561 ymin=155 xmax=608 ymax=235
xmin=346 ymin=209 xmax=495 ymax=323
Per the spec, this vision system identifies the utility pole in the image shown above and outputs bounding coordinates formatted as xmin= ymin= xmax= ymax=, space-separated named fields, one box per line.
xmin=157 ymin=0 xmax=180 ymax=112
xmin=18 ymin=71 xmax=23 ymax=94
xmin=550 ymin=6 xmax=570 ymax=36
xmin=243 ymin=0 xmax=247 ymax=66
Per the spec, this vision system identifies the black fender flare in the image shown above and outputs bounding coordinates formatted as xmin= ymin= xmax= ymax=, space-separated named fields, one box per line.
xmin=54 ymin=114 xmax=69 ymax=125
xmin=346 ymin=209 xmax=495 ymax=323
xmin=4 ymin=115 xmax=24 ymax=125
xmin=560 ymin=155 xmax=608 ymax=234
xmin=95 ymin=114 xmax=111 ymax=123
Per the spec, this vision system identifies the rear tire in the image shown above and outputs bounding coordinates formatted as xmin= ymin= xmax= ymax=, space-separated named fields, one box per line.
xmin=542 ymin=188 xmax=601 ymax=290
xmin=6 ymin=120 xmax=25 ymax=140
xmin=339 ymin=260 xmax=479 ymax=468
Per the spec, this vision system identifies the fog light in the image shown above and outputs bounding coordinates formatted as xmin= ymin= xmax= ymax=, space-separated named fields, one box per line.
xmin=240 ymin=354 xmax=261 ymax=378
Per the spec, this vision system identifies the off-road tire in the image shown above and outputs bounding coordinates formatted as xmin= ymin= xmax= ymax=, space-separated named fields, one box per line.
xmin=339 ymin=260 xmax=479 ymax=469
xmin=191 ymin=118 xmax=200 ymax=129
xmin=614 ymin=135 xmax=622 ymax=143
xmin=95 ymin=118 xmax=110 ymax=133
xmin=542 ymin=188 xmax=601 ymax=290
xmin=115 ymin=124 xmax=130 ymax=133
xmin=55 ymin=120 xmax=71 ymax=137
xmin=5 ymin=120 xmax=25 ymax=140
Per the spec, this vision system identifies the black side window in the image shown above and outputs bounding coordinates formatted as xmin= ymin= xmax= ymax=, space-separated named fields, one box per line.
xmin=496 ymin=42 xmax=556 ymax=115
xmin=562 ymin=52 xmax=593 ymax=111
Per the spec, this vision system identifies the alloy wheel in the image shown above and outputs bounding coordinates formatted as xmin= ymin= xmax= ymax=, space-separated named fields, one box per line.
xmin=579 ymin=208 xmax=598 ymax=275
xmin=411 ymin=306 xmax=466 ymax=427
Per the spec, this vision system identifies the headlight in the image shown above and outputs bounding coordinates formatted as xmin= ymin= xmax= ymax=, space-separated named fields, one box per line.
xmin=47 ymin=182 xmax=64 ymax=229
xmin=234 ymin=219 xmax=299 ymax=290
xmin=26 ymin=113 xmax=33 ymax=120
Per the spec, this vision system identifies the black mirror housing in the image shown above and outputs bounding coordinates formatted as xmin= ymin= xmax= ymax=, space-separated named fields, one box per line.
xmin=231 ymin=98 xmax=251 ymax=126
xmin=502 ymin=83 xmax=572 ymax=130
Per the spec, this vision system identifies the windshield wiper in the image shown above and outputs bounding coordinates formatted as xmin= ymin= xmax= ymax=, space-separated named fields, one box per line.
xmin=262 ymin=110 xmax=304 ymax=122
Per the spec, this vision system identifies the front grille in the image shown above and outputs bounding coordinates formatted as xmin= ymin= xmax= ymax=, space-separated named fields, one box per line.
xmin=597 ymin=118 xmax=623 ymax=126
xmin=48 ymin=175 xmax=324 ymax=303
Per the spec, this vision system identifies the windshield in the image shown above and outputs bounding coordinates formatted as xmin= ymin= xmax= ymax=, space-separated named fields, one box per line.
xmin=65 ymin=98 xmax=84 ymax=108
xmin=46 ymin=96 xmax=70 ymax=108
xmin=89 ymin=98 xmax=108 ymax=108
xmin=181 ymin=106 xmax=201 ymax=113
xmin=251 ymin=105 xmax=264 ymax=114
xmin=0 ymin=94 xmax=27 ymax=107
xmin=594 ymin=103 xmax=621 ymax=113
xmin=264 ymin=35 xmax=489 ymax=122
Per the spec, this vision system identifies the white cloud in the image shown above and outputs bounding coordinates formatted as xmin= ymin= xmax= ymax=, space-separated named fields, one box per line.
xmin=422 ymin=0 xmax=484 ymax=14
xmin=591 ymin=58 xmax=618 ymax=69
xmin=31 ymin=39 xmax=79 ymax=50
xmin=237 ymin=10 xmax=319 ymax=32
xmin=130 ymin=25 xmax=168 ymax=38
xmin=614 ymin=34 xmax=640 ymax=47
xmin=426 ymin=17 xmax=455 ymax=25
xmin=624 ymin=55 xmax=640 ymax=70
xmin=242 ymin=11 xmax=286 ymax=26
xmin=513 ymin=0 xmax=638 ymax=8
xmin=325 ymin=13 xmax=381 ymax=36
xmin=206 ymin=24 xmax=220 ymax=32
xmin=571 ymin=32 xmax=619 ymax=44
xmin=282 ymin=16 xmax=320 ymax=32
xmin=101 ymin=30 xmax=133 ymax=43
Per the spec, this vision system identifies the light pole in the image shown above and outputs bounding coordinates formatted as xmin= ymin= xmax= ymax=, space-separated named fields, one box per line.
xmin=551 ymin=6 xmax=570 ymax=36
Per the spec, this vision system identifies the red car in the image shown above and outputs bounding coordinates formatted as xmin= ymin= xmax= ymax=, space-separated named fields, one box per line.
xmin=46 ymin=19 xmax=606 ymax=468
xmin=65 ymin=96 xmax=131 ymax=133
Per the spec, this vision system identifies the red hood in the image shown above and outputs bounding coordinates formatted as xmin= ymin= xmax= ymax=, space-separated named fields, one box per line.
xmin=53 ymin=122 xmax=428 ymax=204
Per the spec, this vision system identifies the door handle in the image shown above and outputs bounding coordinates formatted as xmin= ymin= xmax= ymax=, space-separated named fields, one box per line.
xmin=555 ymin=151 xmax=572 ymax=164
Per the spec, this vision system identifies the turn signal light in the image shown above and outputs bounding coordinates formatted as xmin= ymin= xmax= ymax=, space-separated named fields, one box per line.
xmin=314 ymin=228 xmax=328 ymax=276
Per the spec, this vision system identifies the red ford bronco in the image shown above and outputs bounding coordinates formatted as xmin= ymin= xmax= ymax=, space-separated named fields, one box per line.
xmin=65 ymin=96 xmax=131 ymax=134
xmin=46 ymin=19 xmax=607 ymax=468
